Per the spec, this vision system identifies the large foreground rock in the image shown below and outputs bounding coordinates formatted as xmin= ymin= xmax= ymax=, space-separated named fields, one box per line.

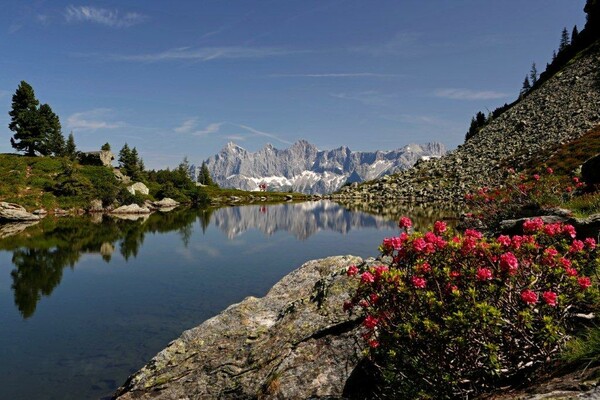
xmin=114 ymin=255 xmax=365 ymax=400
xmin=0 ymin=202 xmax=41 ymax=222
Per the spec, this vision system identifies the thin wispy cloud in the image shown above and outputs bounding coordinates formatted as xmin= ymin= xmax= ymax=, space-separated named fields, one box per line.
xmin=0 ymin=90 xmax=9 ymax=98
xmin=173 ymin=119 xmax=291 ymax=145
xmin=8 ymin=23 xmax=22 ymax=34
xmin=434 ymin=88 xmax=509 ymax=100
xmin=36 ymin=14 xmax=50 ymax=24
xmin=270 ymin=72 xmax=399 ymax=78
xmin=351 ymin=32 xmax=421 ymax=57
xmin=99 ymin=46 xmax=304 ymax=63
xmin=236 ymin=124 xmax=293 ymax=145
xmin=64 ymin=5 xmax=147 ymax=28
xmin=224 ymin=135 xmax=246 ymax=141
xmin=330 ymin=91 xmax=397 ymax=107
xmin=67 ymin=109 xmax=127 ymax=131
xmin=174 ymin=118 xmax=199 ymax=134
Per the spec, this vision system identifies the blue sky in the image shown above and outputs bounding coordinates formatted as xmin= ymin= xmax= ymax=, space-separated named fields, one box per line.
xmin=0 ymin=1 xmax=587 ymax=169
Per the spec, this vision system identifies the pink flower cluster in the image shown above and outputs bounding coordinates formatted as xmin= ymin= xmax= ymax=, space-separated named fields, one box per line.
xmin=347 ymin=216 xmax=597 ymax=350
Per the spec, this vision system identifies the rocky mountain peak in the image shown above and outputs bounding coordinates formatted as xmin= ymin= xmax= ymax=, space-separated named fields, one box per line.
xmin=198 ymin=140 xmax=446 ymax=194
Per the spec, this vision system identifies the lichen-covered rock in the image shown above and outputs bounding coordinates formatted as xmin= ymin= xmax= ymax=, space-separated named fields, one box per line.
xmin=127 ymin=182 xmax=150 ymax=196
xmin=111 ymin=204 xmax=151 ymax=214
xmin=152 ymin=198 xmax=179 ymax=209
xmin=89 ymin=199 xmax=104 ymax=212
xmin=114 ymin=255 xmax=366 ymax=400
xmin=0 ymin=202 xmax=40 ymax=222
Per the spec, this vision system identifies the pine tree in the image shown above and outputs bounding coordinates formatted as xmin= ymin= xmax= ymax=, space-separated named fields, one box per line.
xmin=571 ymin=25 xmax=579 ymax=44
xmin=118 ymin=143 xmax=131 ymax=171
xmin=101 ymin=142 xmax=111 ymax=151
xmin=529 ymin=62 xmax=538 ymax=85
xmin=521 ymin=76 xmax=531 ymax=95
xmin=552 ymin=50 xmax=557 ymax=61
xmin=198 ymin=162 xmax=215 ymax=186
xmin=118 ymin=144 xmax=144 ymax=180
xmin=559 ymin=27 xmax=570 ymax=52
xmin=129 ymin=147 xmax=143 ymax=180
xmin=9 ymin=81 xmax=42 ymax=156
xmin=39 ymin=104 xmax=65 ymax=156
xmin=131 ymin=147 xmax=140 ymax=168
xmin=178 ymin=156 xmax=191 ymax=176
xmin=65 ymin=132 xmax=77 ymax=160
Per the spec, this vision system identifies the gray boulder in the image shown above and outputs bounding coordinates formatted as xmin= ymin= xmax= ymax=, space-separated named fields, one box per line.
xmin=127 ymin=182 xmax=150 ymax=196
xmin=89 ymin=199 xmax=104 ymax=213
xmin=152 ymin=198 xmax=179 ymax=209
xmin=0 ymin=202 xmax=40 ymax=222
xmin=114 ymin=255 xmax=366 ymax=400
xmin=111 ymin=204 xmax=151 ymax=214
xmin=79 ymin=150 xmax=115 ymax=167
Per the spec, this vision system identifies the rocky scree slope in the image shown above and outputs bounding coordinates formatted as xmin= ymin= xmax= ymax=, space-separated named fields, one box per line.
xmin=195 ymin=140 xmax=445 ymax=194
xmin=336 ymin=41 xmax=600 ymax=203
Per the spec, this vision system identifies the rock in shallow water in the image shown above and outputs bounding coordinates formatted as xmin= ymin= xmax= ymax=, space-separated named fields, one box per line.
xmin=0 ymin=202 xmax=40 ymax=222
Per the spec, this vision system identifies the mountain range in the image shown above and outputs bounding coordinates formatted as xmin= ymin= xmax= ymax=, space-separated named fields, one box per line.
xmin=191 ymin=140 xmax=446 ymax=194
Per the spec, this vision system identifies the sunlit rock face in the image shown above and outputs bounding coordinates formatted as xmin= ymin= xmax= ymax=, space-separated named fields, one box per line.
xmin=192 ymin=140 xmax=446 ymax=194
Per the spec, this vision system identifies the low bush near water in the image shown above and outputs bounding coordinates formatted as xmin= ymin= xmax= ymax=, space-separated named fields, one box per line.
xmin=345 ymin=217 xmax=598 ymax=398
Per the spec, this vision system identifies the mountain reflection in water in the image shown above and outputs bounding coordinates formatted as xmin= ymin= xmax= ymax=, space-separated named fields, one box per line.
xmin=0 ymin=200 xmax=456 ymax=400
xmin=0 ymin=201 xmax=452 ymax=319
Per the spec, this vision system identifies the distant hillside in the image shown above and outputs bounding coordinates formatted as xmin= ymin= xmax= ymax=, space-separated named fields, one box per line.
xmin=195 ymin=140 xmax=446 ymax=194
xmin=337 ymin=39 xmax=600 ymax=203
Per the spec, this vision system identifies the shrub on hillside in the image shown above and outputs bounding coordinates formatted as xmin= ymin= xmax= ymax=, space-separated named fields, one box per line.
xmin=465 ymin=168 xmax=583 ymax=230
xmin=345 ymin=217 xmax=598 ymax=398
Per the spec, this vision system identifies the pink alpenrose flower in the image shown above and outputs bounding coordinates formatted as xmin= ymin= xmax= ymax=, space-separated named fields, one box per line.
xmin=521 ymin=289 xmax=538 ymax=304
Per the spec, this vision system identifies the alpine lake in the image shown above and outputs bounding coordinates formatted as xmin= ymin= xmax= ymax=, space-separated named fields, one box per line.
xmin=0 ymin=200 xmax=454 ymax=399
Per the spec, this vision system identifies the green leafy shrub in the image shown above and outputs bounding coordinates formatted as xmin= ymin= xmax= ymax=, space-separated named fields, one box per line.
xmin=346 ymin=217 xmax=598 ymax=398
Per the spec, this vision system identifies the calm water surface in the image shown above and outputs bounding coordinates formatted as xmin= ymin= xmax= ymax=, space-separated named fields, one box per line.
xmin=0 ymin=201 xmax=448 ymax=399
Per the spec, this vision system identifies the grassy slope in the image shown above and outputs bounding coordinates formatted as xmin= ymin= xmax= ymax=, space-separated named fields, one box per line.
xmin=0 ymin=154 xmax=117 ymax=210
xmin=0 ymin=154 xmax=308 ymax=211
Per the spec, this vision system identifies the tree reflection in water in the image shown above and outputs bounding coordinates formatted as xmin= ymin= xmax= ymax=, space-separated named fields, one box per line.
xmin=1 ymin=201 xmax=454 ymax=319
xmin=2 ymin=209 xmax=207 ymax=318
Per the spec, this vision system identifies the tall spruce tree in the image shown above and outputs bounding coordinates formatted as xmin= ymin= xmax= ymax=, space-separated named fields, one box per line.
xmin=39 ymin=104 xmax=65 ymax=156
xmin=571 ymin=25 xmax=579 ymax=44
xmin=198 ymin=162 xmax=215 ymax=186
xmin=559 ymin=27 xmax=570 ymax=52
xmin=65 ymin=132 xmax=77 ymax=160
xmin=529 ymin=62 xmax=538 ymax=85
xmin=521 ymin=76 xmax=531 ymax=95
xmin=118 ymin=143 xmax=144 ymax=180
xmin=9 ymin=81 xmax=42 ymax=156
